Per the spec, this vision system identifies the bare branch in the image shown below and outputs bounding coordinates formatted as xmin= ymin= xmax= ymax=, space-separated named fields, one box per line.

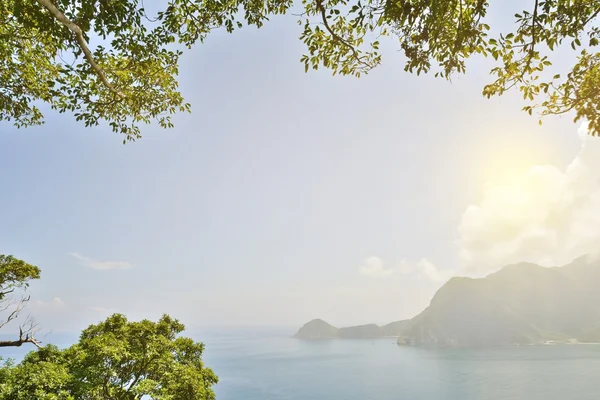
xmin=0 ymin=295 xmax=29 ymax=330
xmin=35 ymin=0 xmax=124 ymax=98
xmin=0 ymin=319 xmax=41 ymax=348
xmin=0 ymin=293 xmax=42 ymax=348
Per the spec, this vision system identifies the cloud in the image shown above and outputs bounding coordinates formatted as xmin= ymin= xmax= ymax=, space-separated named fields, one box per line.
xmin=35 ymin=297 xmax=66 ymax=308
xmin=398 ymin=257 xmax=451 ymax=283
xmin=88 ymin=306 xmax=110 ymax=313
xmin=359 ymin=257 xmax=395 ymax=277
xmin=415 ymin=258 xmax=450 ymax=282
xmin=458 ymin=123 xmax=600 ymax=273
xmin=360 ymin=257 xmax=450 ymax=283
xmin=70 ymin=253 xmax=133 ymax=271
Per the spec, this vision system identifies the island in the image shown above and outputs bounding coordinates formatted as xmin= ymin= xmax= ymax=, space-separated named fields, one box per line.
xmin=294 ymin=319 xmax=409 ymax=339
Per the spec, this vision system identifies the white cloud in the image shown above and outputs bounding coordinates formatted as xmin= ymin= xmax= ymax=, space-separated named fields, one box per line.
xmin=70 ymin=253 xmax=133 ymax=271
xmin=360 ymin=257 xmax=450 ymax=283
xmin=416 ymin=258 xmax=450 ymax=283
xmin=359 ymin=257 xmax=395 ymax=277
xmin=458 ymin=122 xmax=600 ymax=273
xmin=88 ymin=306 xmax=110 ymax=313
xmin=35 ymin=297 xmax=66 ymax=308
xmin=398 ymin=257 xmax=451 ymax=283
xmin=397 ymin=258 xmax=417 ymax=274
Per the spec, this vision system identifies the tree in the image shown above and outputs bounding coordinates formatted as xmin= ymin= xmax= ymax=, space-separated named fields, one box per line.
xmin=1 ymin=0 xmax=600 ymax=139
xmin=0 ymin=255 xmax=41 ymax=348
xmin=298 ymin=0 xmax=600 ymax=134
xmin=1 ymin=0 xmax=291 ymax=143
xmin=0 ymin=313 xmax=218 ymax=399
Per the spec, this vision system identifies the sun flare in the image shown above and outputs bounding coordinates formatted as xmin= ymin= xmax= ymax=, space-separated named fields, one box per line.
xmin=459 ymin=123 xmax=600 ymax=272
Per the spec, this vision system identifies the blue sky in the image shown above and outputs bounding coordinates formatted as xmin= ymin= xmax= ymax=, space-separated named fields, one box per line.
xmin=0 ymin=9 xmax=590 ymax=334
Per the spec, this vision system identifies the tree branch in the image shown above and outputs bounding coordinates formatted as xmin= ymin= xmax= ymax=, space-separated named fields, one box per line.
xmin=35 ymin=0 xmax=124 ymax=98
xmin=314 ymin=0 xmax=369 ymax=67
xmin=0 ymin=326 xmax=41 ymax=348
xmin=0 ymin=337 xmax=41 ymax=348
xmin=530 ymin=0 xmax=539 ymax=58
xmin=0 ymin=295 xmax=29 ymax=330
xmin=582 ymin=6 xmax=600 ymax=28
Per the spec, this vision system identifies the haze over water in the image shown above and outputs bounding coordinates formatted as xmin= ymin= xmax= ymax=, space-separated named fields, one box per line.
xmin=201 ymin=328 xmax=600 ymax=400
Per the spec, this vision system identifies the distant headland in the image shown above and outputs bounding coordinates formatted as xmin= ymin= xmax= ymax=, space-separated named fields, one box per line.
xmin=296 ymin=255 xmax=600 ymax=346
xmin=294 ymin=319 xmax=409 ymax=339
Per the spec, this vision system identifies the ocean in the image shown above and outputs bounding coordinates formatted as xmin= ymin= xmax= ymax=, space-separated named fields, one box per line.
xmin=200 ymin=327 xmax=600 ymax=400
xmin=4 ymin=327 xmax=600 ymax=399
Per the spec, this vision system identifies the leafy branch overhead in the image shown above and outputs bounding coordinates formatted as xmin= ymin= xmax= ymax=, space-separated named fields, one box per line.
xmin=0 ymin=0 xmax=293 ymax=142
xmin=1 ymin=0 xmax=600 ymax=139
xmin=299 ymin=0 xmax=600 ymax=134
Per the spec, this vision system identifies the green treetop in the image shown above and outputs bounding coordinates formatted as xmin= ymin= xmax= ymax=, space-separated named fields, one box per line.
xmin=0 ymin=313 xmax=218 ymax=399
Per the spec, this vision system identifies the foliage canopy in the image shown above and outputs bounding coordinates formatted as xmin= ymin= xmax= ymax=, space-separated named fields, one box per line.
xmin=0 ymin=313 xmax=218 ymax=399
xmin=1 ymin=0 xmax=600 ymax=139
xmin=0 ymin=255 xmax=40 ymax=301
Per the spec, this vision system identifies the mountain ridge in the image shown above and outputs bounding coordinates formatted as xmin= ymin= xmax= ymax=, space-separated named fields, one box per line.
xmin=295 ymin=255 xmax=600 ymax=346
xmin=399 ymin=256 xmax=600 ymax=346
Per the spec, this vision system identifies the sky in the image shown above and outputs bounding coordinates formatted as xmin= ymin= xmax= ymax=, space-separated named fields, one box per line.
xmin=1 ymin=4 xmax=598 ymax=335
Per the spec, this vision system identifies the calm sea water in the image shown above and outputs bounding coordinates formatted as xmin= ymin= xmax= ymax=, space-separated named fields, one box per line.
xmin=199 ymin=327 xmax=600 ymax=400
xmin=4 ymin=327 xmax=600 ymax=399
